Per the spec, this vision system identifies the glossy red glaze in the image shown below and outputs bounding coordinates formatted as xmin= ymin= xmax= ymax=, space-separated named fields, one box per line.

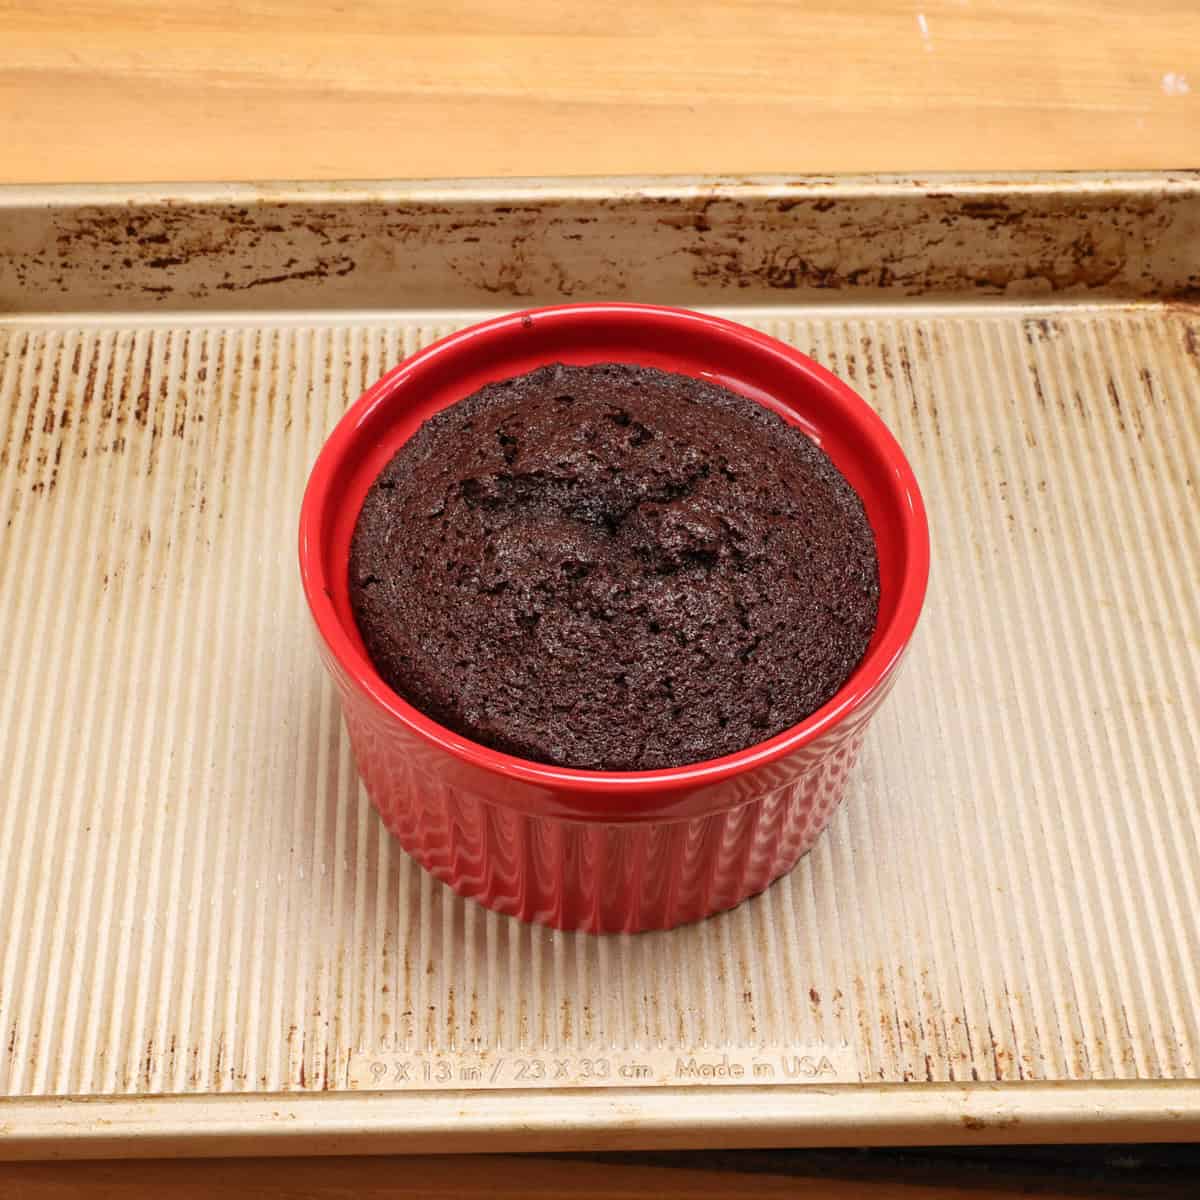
xmin=300 ymin=304 xmax=929 ymax=932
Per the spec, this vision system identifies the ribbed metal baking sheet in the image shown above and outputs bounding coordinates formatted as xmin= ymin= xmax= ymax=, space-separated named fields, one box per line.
xmin=0 ymin=176 xmax=1198 ymax=1157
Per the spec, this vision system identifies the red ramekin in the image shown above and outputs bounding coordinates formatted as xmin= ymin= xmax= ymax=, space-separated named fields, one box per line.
xmin=299 ymin=304 xmax=929 ymax=933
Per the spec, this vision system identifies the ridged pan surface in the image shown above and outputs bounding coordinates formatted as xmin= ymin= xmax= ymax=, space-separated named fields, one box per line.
xmin=2 ymin=303 xmax=1197 ymax=1102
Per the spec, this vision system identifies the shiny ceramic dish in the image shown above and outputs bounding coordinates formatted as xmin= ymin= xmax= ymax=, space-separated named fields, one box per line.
xmin=299 ymin=303 xmax=929 ymax=932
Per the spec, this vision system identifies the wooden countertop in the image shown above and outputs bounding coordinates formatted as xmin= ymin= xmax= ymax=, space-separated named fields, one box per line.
xmin=5 ymin=1148 xmax=1200 ymax=1198
xmin=1 ymin=0 xmax=1197 ymax=184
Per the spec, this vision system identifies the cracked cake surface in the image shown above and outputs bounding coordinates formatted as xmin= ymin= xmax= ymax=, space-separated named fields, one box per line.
xmin=349 ymin=362 xmax=879 ymax=771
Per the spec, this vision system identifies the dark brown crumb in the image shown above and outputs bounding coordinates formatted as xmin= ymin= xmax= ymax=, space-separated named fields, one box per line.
xmin=350 ymin=363 xmax=878 ymax=771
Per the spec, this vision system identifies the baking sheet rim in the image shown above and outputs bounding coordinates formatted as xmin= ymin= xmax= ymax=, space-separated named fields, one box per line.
xmin=3 ymin=168 xmax=1200 ymax=212
xmin=3 ymin=1081 xmax=1199 ymax=1158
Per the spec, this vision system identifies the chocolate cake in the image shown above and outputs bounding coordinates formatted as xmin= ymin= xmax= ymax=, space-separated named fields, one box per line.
xmin=349 ymin=363 xmax=879 ymax=771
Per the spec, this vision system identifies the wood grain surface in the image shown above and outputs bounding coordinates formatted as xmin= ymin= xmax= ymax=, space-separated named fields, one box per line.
xmin=1 ymin=0 xmax=1198 ymax=184
xmin=5 ymin=1148 xmax=1200 ymax=1199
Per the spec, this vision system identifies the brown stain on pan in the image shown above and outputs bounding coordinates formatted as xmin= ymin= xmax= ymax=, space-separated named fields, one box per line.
xmin=1023 ymin=317 xmax=1065 ymax=344
xmin=961 ymin=1111 xmax=1020 ymax=1131
xmin=6 ymin=202 xmax=368 ymax=304
xmin=213 ymin=259 xmax=357 ymax=293
xmin=672 ymin=192 xmax=1154 ymax=297
xmin=141 ymin=1038 xmax=156 ymax=1091
xmin=4 ymin=181 xmax=1198 ymax=310
xmin=1107 ymin=375 xmax=1147 ymax=440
